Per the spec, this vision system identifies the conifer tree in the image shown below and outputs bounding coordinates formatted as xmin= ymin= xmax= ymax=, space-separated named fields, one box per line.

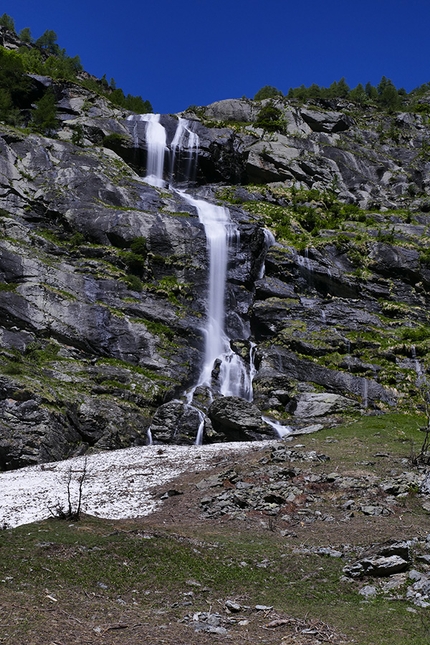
xmin=0 ymin=14 xmax=15 ymax=33
xmin=254 ymin=85 xmax=283 ymax=101
xmin=31 ymin=89 xmax=58 ymax=135
xmin=35 ymin=30 xmax=59 ymax=55
xmin=19 ymin=27 xmax=32 ymax=43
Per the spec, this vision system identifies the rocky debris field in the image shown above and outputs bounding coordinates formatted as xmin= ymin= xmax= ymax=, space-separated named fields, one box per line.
xmin=192 ymin=441 xmax=430 ymax=610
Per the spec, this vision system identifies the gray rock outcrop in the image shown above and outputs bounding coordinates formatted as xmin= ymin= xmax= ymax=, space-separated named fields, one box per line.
xmin=2 ymin=34 xmax=430 ymax=466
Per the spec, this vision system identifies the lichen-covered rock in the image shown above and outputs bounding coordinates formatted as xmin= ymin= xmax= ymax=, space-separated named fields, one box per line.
xmin=293 ymin=392 xmax=360 ymax=418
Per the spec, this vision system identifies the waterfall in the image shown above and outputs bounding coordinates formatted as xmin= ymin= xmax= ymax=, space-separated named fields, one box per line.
xmin=137 ymin=114 xmax=257 ymax=442
xmin=194 ymin=408 xmax=206 ymax=446
xmin=411 ymin=345 xmax=422 ymax=380
xmin=170 ymin=117 xmax=199 ymax=183
xmin=362 ymin=378 xmax=368 ymax=409
xmin=258 ymin=230 xmax=276 ymax=279
xmin=127 ymin=113 xmax=167 ymax=187
xmin=147 ymin=427 xmax=153 ymax=445
xmin=142 ymin=114 xmax=167 ymax=187
xmin=262 ymin=416 xmax=292 ymax=438
xmin=181 ymin=193 xmax=253 ymax=402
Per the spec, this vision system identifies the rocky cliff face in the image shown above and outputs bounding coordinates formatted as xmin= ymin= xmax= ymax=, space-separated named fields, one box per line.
xmin=1 ymin=60 xmax=430 ymax=469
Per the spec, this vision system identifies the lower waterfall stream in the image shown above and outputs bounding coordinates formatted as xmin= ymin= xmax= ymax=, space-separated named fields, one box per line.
xmin=127 ymin=113 xmax=288 ymax=443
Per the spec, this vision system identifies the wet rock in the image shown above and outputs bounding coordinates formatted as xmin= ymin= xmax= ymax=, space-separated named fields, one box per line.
xmin=254 ymin=276 xmax=297 ymax=300
xmin=208 ymin=396 xmax=273 ymax=441
xmin=149 ymin=400 xmax=206 ymax=444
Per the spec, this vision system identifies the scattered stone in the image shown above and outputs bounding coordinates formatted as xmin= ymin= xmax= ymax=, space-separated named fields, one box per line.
xmin=344 ymin=555 xmax=409 ymax=578
xmin=225 ymin=600 xmax=242 ymax=612
xmin=160 ymin=489 xmax=183 ymax=499
xmin=182 ymin=611 xmax=230 ymax=635
xmin=255 ymin=605 xmax=273 ymax=611
xmin=316 ymin=547 xmax=343 ymax=558
xmin=359 ymin=585 xmax=377 ymax=598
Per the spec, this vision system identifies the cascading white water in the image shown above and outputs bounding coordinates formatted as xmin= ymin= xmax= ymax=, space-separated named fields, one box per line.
xmin=170 ymin=117 xmax=199 ymax=183
xmin=181 ymin=193 xmax=253 ymax=402
xmin=262 ymin=416 xmax=292 ymax=438
xmin=127 ymin=114 xmax=167 ymax=187
xmin=136 ymin=114 xmax=277 ymax=443
xmin=194 ymin=407 xmax=206 ymax=446
xmin=258 ymin=230 xmax=276 ymax=279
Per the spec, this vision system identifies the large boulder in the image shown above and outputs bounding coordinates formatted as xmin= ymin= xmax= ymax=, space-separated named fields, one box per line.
xmin=150 ymin=400 xmax=206 ymax=444
xmin=300 ymin=108 xmax=353 ymax=133
xmin=203 ymin=99 xmax=258 ymax=123
xmin=208 ymin=396 xmax=274 ymax=441
xmin=293 ymin=392 xmax=360 ymax=418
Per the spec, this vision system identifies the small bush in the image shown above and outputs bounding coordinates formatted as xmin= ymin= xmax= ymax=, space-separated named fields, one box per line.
xmin=130 ymin=236 xmax=147 ymax=257
xmin=420 ymin=249 xmax=430 ymax=266
xmin=31 ymin=88 xmax=58 ymax=135
xmin=102 ymin=132 xmax=129 ymax=149
xmin=69 ymin=232 xmax=86 ymax=248
xmin=401 ymin=327 xmax=430 ymax=342
xmin=255 ymin=103 xmax=286 ymax=134
xmin=119 ymin=251 xmax=145 ymax=275
xmin=0 ymin=282 xmax=16 ymax=291
xmin=123 ymin=274 xmax=143 ymax=292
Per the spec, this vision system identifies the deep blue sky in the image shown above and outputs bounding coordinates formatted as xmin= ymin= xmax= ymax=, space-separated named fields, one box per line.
xmin=2 ymin=0 xmax=429 ymax=113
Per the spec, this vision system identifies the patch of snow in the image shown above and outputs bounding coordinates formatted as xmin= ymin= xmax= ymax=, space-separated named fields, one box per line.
xmin=0 ymin=442 xmax=275 ymax=528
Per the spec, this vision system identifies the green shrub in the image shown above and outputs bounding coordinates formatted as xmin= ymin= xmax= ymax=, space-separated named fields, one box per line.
xmin=102 ymin=133 xmax=129 ymax=149
xmin=255 ymin=103 xmax=286 ymax=134
xmin=119 ymin=251 xmax=145 ymax=274
xmin=0 ymin=47 xmax=32 ymax=122
xmin=69 ymin=232 xmax=86 ymax=248
xmin=420 ymin=249 xmax=430 ymax=266
xmin=26 ymin=341 xmax=60 ymax=364
xmin=401 ymin=326 xmax=430 ymax=342
xmin=130 ymin=236 xmax=147 ymax=257
xmin=71 ymin=124 xmax=85 ymax=147
xmin=0 ymin=282 xmax=16 ymax=292
xmin=123 ymin=274 xmax=143 ymax=292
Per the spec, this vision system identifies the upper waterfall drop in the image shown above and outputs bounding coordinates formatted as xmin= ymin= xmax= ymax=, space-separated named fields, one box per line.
xmin=126 ymin=113 xmax=199 ymax=186
xmin=131 ymin=114 xmax=167 ymax=187
xmin=170 ymin=117 xmax=199 ymax=184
